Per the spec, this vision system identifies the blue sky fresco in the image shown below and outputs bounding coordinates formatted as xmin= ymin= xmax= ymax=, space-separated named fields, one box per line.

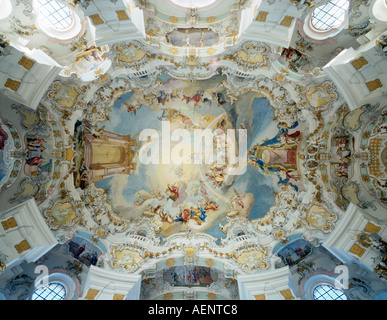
xmin=93 ymin=75 xmax=287 ymax=239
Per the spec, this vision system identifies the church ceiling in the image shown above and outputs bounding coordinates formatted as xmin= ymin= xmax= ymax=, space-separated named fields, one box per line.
xmin=0 ymin=48 xmax=346 ymax=274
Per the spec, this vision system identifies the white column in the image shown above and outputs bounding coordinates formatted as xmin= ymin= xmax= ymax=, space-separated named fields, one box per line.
xmin=0 ymin=198 xmax=58 ymax=271
xmin=82 ymin=266 xmax=142 ymax=300
xmin=237 ymin=266 xmax=298 ymax=300
xmin=240 ymin=1 xmax=302 ymax=48
xmin=0 ymin=46 xmax=61 ymax=110
xmin=323 ymin=31 xmax=387 ymax=110
xmin=323 ymin=203 xmax=387 ymax=271
xmin=82 ymin=0 xmax=144 ymax=47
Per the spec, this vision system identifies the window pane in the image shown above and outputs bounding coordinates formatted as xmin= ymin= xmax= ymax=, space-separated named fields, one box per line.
xmin=35 ymin=0 xmax=73 ymax=30
xmin=32 ymin=282 xmax=67 ymax=300
xmin=311 ymin=0 xmax=349 ymax=31
xmin=312 ymin=284 xmax=347 ymax=300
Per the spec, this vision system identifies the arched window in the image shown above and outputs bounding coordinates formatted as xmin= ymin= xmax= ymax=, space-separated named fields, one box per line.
xmin=169 ymin=0 xmax=218 ymax=9
xmin=0 ymin=0 xmax=13 ymax=20
xmin=311 ymin=0 xmax=350 ymax=31
xmin=34 ymin=0 xmax=73 ymax=31
xmin=372 ymin=0 xmax=387 ymax=22
xmin=32 ymin=282 xmax=67 ymax=300
xmin=30 ymin=272 xmax=77 ymax=300
xmin=312 ymin=284 xmax=347 ymax=300
xmin=33 ymin=0 xmax=81 ymax=40
xmin=302 ymin=0 xmax=350 ymax=40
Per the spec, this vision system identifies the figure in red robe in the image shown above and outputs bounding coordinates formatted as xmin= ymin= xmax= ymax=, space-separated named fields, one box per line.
xmin=167 ymin=184 xmax=180 ymax=201
xmin=0 ymin=125 xmax=8 ymax=150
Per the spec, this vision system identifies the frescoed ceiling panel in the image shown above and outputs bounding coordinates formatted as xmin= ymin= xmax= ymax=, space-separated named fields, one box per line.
xmin=68 ymin=69 xmax=307 ymax=241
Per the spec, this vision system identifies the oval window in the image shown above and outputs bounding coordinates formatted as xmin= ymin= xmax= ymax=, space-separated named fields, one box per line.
xmin=34 ymin=0 xmax=74 ymax=31
xmin=32 ymin=282 xmax=67 ymax=300
xmin=311 ymin=0 xmax=350 ymax=31
xmin=312 ymin=284 xmax=347 ymax=300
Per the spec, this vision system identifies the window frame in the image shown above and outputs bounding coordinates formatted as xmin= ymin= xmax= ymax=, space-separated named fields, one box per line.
xmin=32 ymin=281 xmax=67 ymax=300
xmin=30 ymin=272 xmax=76 ymax=301
xmin=312 ymin=283 xmax=347 ymax=300
xmin=371 ymin=0 xmax=387 ymax=22
xmin=34 ymin=0 xmax=74 ymax=31
xmin=310 ymin=0 xmax=350 ymax=32
xmin=303 ymin=274 xmax=349 ymax=300
xmin=32 ymin=0 xmax=82 ymax=40
xmin=0 ymin=0 xmax=13 ymax=20
xmin=302 ymin=0 xmax=350 ymax=40
xmin=167 ymin=0 xmax=221 ymax=11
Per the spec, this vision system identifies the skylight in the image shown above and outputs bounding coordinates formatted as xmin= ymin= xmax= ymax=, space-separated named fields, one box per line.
xmin=32 ymin=282 xmax=67 ymax=300
xmin=170 ymin=0 xmax=217 ymax=8
xmin=313 ymin=284 xmax=347 ymax=300
xmin=311 ymin=0 xmax=350 ymax=31
xmin=34 ymin=0 xmax=73 ymax=30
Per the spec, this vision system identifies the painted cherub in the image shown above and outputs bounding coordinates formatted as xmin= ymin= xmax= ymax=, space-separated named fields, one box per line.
xmin=166 ymin=183 xmax=180 ymax=201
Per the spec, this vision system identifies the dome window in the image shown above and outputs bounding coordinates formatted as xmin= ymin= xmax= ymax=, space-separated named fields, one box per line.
xmin=312 ymin=284 xmax=347 ymax=300
xmin=169 ymin=0 xmax=218 ymax=9
xmin=32 ymin=282 xmax=67 ymax=300
xmin=0 ymin=0 xmax=13 ymax=20
xmin=34 ymin=0 xmax=73 ymax=31
xmin=302 ymin=0 xmax=350 ymax=40
xmin=311 ymin=0 xmax=350 ymax=31
xmin=33 ymin=0 xmax=82 ymax=40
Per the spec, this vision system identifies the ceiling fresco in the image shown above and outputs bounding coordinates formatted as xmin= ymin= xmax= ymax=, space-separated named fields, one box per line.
xmin=69 ymin=70 xmax=306 ymax=240
xmin=2 ymin=35 xmax=386 ymax=277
